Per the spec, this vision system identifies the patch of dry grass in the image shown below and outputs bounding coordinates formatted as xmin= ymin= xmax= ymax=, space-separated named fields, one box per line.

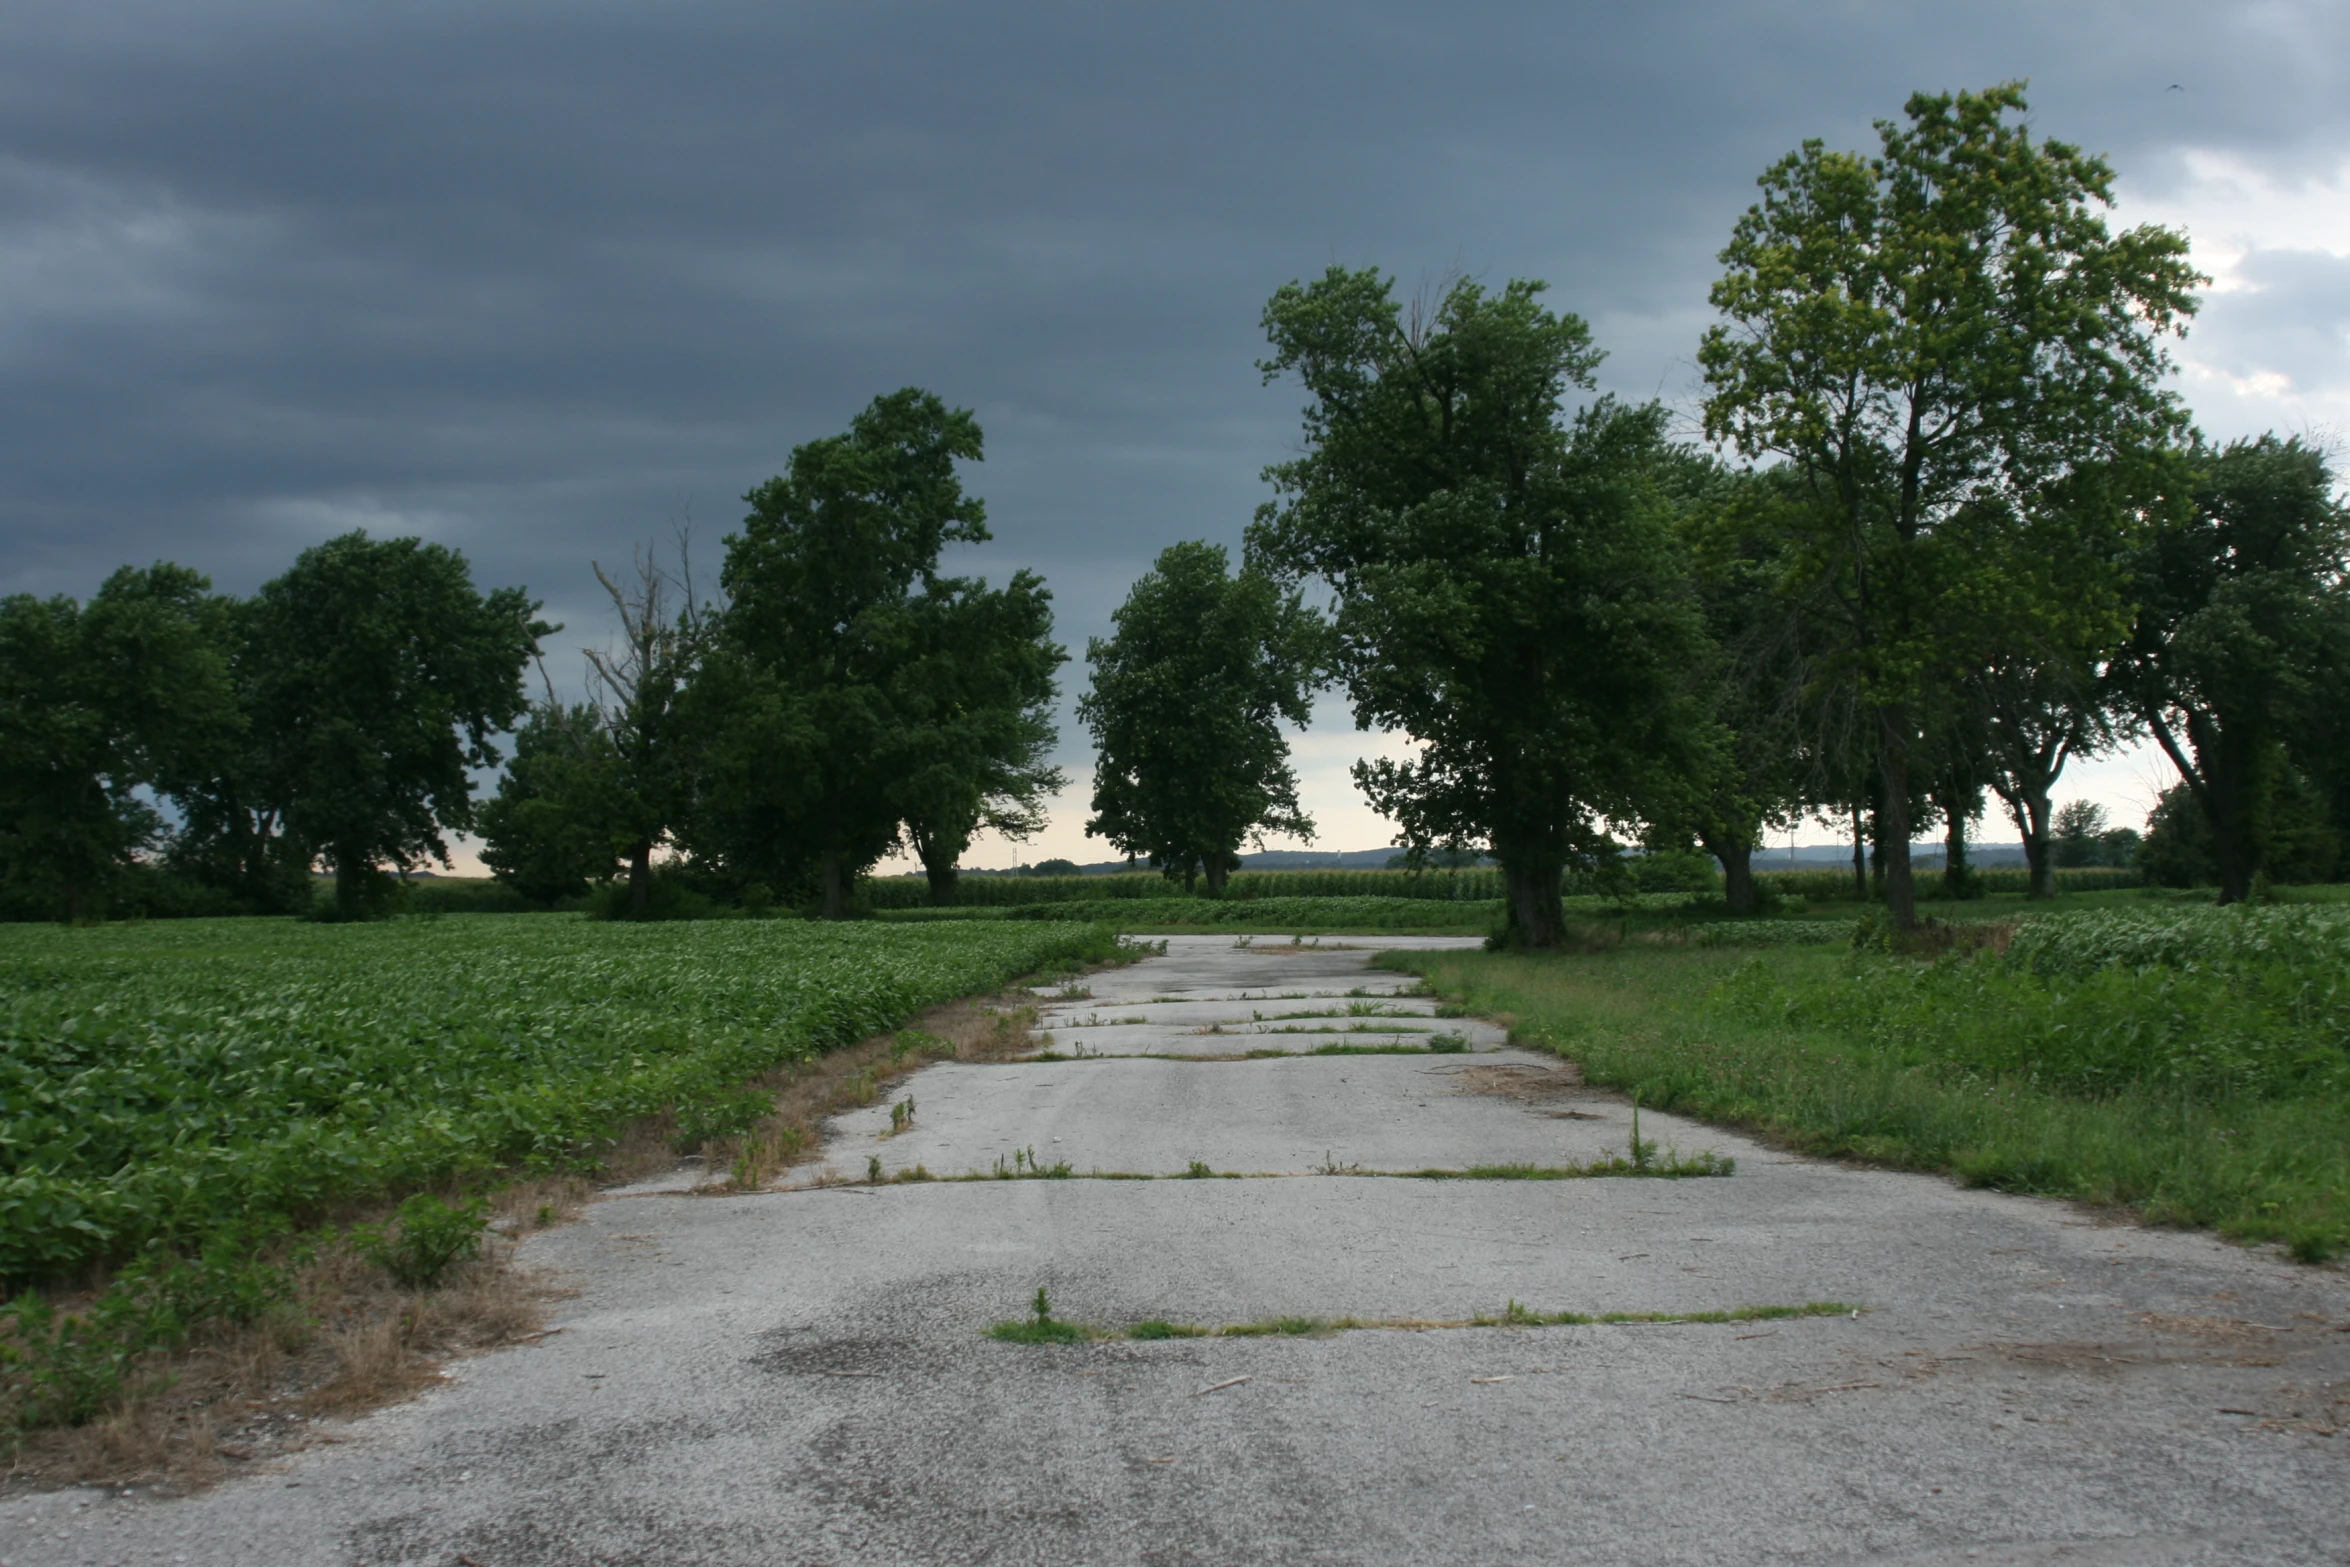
xmin=3 ymin=1230 xmax=556 ymax=1495
xmin=695 ymin=994 xmax=1043 ymax=1191
xmin=1439 ymin=1062 xmax=1585 ymax=1102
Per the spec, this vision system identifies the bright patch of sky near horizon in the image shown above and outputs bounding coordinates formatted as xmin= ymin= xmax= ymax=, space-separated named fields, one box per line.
xmin=1 ymin=3 xmax=2344 ymax=877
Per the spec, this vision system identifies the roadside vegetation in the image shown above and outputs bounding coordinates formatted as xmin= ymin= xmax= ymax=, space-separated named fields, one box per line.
xmin=0 ymin=918 xmax=1118 ymax=1446
xmin=1396 ymin=900 xmax=2350 ymax=1265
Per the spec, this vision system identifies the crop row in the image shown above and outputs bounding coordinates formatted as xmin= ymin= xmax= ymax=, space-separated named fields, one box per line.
xmin=0 ymin=917 xmax=1116 ymax=1282
xmin=1712 ymin=903 xmax=2350 ymax=1098
xmin=2002 ymin=904 xmax=2350 ymax=978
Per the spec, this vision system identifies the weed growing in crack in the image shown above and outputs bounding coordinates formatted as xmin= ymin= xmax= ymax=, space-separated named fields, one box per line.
xmin=1412 ymin=1154 xmax=1736 ymax=1179
xmin=986 ymin=1286 xmax=1093 ymax=1344
xmin=991 ymin=1147 xmax=1074 ymax=1179
xmin=1425 ymin=1032 xmax=1471 ymax=1053
xmin=889 ymin=1097 xmax=916 ymax=1133
xmin=1126 ymin=1320 xmax=1209 ymax=1340
xmin=1315 ymin=1152 xmax=1364 ymax=1176
xmin=1222 ymin=1316 xmax=1334 ymax=1337
xmin=866 ymin=1155 xmax=884 ymax=1182
xmin=988 ymin=1301 xmax=1859 ymax=1346
xmin=729 ymin=1123 xmax=806 ymax=1190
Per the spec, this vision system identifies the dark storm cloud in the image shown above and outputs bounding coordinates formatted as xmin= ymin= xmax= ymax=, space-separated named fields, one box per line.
xmin=2 ymin=0 xmax=2344 ymax=682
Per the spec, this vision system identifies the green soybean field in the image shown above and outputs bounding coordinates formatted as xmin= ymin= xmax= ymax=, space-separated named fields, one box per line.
xmin=0 ymin=917 xmax=1115 ymax=1284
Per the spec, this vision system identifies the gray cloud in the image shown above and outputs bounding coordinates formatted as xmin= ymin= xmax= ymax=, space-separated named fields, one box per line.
xmin=2194 ymin=249 xmax=2350 ymax=396
xmin=3 ymin=0 xmax=2345 ymax=843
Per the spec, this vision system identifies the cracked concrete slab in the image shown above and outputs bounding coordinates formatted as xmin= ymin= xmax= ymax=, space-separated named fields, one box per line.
xmin=1026 ymin=932 xmax=1510 ymax=1056
xmin=806 ymin=1052 xmax=1709 ymax=1182
xmin=15 ymin=932 xmax=2347 ymax=1567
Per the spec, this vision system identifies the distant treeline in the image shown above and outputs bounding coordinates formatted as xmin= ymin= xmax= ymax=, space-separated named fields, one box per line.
xmin=856 ymin=861 xmax=2148 ymax=911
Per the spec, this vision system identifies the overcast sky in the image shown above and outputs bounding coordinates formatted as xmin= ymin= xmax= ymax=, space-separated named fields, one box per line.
xmin=5 ymin=1 xmax=2346 ymax=870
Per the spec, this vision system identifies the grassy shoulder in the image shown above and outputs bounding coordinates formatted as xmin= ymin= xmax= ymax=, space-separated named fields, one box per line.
xmin=1390 ymin=934 xmax=2350 ymax=1264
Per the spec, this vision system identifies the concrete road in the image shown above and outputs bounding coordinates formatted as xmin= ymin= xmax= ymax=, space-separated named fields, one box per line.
xmin=10 ymin=934 xmax=2348 ymax=1566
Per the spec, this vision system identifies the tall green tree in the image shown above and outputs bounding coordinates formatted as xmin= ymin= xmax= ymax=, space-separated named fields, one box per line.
xmin=1962 ymin=462 xmax=2149 ymax=898
xmin=482 ymin=537 xmax=712 ymax=916
xmin=711 ymin=387 xmax=989 ymax=917
xmin=1079 ymin=541 xmax=1319 ymax=896
xmin=1977 ymin=652 xmax=2111 ymax=899
xmin=1698 ymin=83 xmax=2202 ymax=926
xmin=580 ymin=544 xmax=708 ymax=915
xmin=1252 ymin=269 xmax=1712 ymax=946
xmin=2115 ymin=434 xmax=2350 ymax=902
xmin=1668 ymin=466 xmax=1824 ymax=915
xmin=160 ymin=591 xmax=315 ymax=915
xmin=476 ymin=701 xmax=621 ymax=906
xmin=0 ymin=564 xmax=238 ymax=921
xmin=2050 ymin=800 xmax=2141 ymax=869
xmin=894 ymin=571 xmax=1066 ymax=904
xmin=245 ymin=532 xmax=549 ymax=918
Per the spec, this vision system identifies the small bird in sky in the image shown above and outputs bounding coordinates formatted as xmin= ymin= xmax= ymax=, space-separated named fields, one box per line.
xmin=2167 ymin=83 xmax=2185 ymax=92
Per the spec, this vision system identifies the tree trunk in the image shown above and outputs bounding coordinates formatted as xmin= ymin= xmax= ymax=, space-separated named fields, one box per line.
xmin=63 ymin=872 xmax=84 ymax=927
xmin=819 ymin=847 xmax=846 ymax=920
xmin=1849 ymin=808 xmax=1867 ymax=902
xmin=2204 ymin=730 xmax=2258 ymax=905
xmin=1942 ymin=799 xmax=1969 ymax=900
xmin=922 ymin=854 xmax=959 ymax=906
xmin=334 ymin=850 xmax=367 ymax=920
xmin=1873 ymin=713 xmax=1918 ymax=929
xmin=1699 ymin=829 xmax=1757 ymax=916
xmin=2144 ymin=709 xmax=2258 ymax=904
xmin=1202 ymin=853 xmax=1232 ymax=898
xmin=2022 ymin=791 xmax=2054 ymax=900
xmin=1501 ymin=860 xmax=1565 ymax=948
xmin=627 ymin=839 xmax=653 ymax=919
xmin=2022 ymin=828 xmax=2052 ymax=900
